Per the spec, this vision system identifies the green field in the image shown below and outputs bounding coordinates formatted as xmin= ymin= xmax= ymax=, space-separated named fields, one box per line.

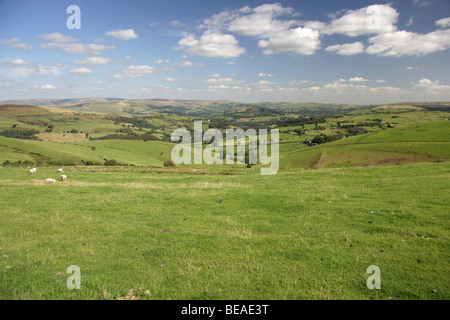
xmin=0 ymin=163 xmax=448 ymax=299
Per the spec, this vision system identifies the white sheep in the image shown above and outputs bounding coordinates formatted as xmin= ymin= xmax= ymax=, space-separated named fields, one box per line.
xmin=56 ymin=168 xmax=63 ymax=173
xmin=29 ymin=169 xmax=34 ymax=175
xmin=61 ymin=174 xmax=67 ymax=181
xmin=45 ymin=178 xmax=56 ymax=184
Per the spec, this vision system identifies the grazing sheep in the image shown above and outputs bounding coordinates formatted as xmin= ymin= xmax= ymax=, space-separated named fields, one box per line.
xmin=61 ymin=174 xmax=67 ymax=181
xmin=29 ymin=169 xmax=34 ymax=175
xmin=56 ymin=168 xmax=63 ymax=173
xmin=32 ymin=168 xmax=37 ymax=173
xmin=45 ymin=178 xmax=56 ymax=184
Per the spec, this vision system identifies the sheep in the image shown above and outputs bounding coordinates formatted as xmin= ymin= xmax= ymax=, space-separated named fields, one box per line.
xmin=45 ymin=178 xmax=56 ymax=184
xmin=56 ymin=168 xmax=63 ymax=173
xmin=60 ymin=174 xmax=67 ymax=181
xmin=32 ymin=168 xmax=37 ymax=172
xmin=29 ymin=169 xmax=34 ymax=175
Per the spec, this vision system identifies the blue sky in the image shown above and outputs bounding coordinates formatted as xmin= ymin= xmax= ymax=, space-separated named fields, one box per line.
xmin=1 ymin=0 xmax=450 ymax=104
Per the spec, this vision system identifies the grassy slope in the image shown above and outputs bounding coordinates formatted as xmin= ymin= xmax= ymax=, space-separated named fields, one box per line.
xmin=0 ymin=137 xmax=173 ymax=166
xmin=280 ymin=121 xmax=450 ymax=169
xmin=0 ymin=163 xmax=448 ymax=299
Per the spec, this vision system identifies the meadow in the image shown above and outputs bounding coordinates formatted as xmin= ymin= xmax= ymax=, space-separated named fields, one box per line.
xmin=0 ymin=163 xmax=449 ymax=300
xmin=0 ymin=102 xmax=449 ymax=300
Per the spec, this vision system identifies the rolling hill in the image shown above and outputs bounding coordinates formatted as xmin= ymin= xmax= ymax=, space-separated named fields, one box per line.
xmin=0 ymin=101 xmax=449 ymax=169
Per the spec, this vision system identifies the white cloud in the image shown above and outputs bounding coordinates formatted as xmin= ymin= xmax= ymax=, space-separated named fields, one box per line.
xmin=325 ymin=42 xmax=364 ymax=55
xmin=258 ymin=27 xmax=320 ymax=55
xmin=413 ymin=0 xmax=431 ymax=7
xmin=105 ymin=29 xmax=138 ymax=40
xmin=38 ymin=32 xmax=76 ymax=42
xmin=74 ymin=56 xmax=111 ymax=65
xmin=114 ymin=65 xmax=156 ymax=79
xmin=0 ymin=38 xmax=33 ymax=50
xmin=414 ymin=78 xmax=450 ymax=91
xmin=32 ymin=84 xmax=57 ymax=90
xmin=322 ymin=4 xmax=398 ymax=37
xmin=177 ymin=30 xmax=246 ymax=58
xmin=166 ymin=77 xmax=179 ymax=82
xmin=205 ymin=77 xmax=242 ymax=84
xmin=172 ymin=60 xmax=205 ymax=67
xmin=9 ymin=58 xmax=27 ymax=66
xmin=436 ymin=17 xmax=450 ymax=29
xmin=259 ymin=73 xmax=274 ymax=77
xmin=154 ymin=59 xmax=171 ymax=64
xmin=41 ymin=42 xmax=115 ymax=54
xmin=6 ymin=59 xmax=60 ymax=77
xmin=349 ymin=77 xmax=369 ymax=82
xmin=69 ymin=67 xmax=92 ymax=74
xmin=196 ymin=3 xmax=321 ymax=56
xmin=406 ymin=18 xmax=414 ymax=27
xmin=227 ymin=3 xmax=296 ymax=37
xmin=366 ymin=29 xmax=450 ymax=57
xmin=256 ymin=80 xmax=278 ymax=86
xmin=290 ymin=80 xmax=313 ymax=86
xmin=170 ymin=20 xmax=185 ymax=27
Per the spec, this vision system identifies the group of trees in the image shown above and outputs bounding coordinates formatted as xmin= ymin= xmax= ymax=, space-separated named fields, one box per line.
xmin=105 ymin=115 xmax=157 ymax=130
xmin=90 ymin=127 xmax=171 ymax=142
xmin=0 ymin=128 xmax=40 ymax=140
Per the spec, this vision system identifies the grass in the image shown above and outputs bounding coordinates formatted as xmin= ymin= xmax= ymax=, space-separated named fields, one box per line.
xmin=0 ymin=163 xmax=449 ymax=300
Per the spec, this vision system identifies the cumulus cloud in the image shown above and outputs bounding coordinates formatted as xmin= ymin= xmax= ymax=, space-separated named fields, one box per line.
xmin=0 ymin=38 xmax=33 ymax=50
xmin=74 ymin=56 xmax=111 ymax=65
xmin=436 ymin=17 xmax=450 ymax=29
xmin=154 ymin=59 xmax=171 ymax=64
xmin=258 ymin=27 xmax=320 ymax=55
xmin=366 ymin=29 xmax=450 ymax=57
xmin=32 ymin=84 xmax=57 ymax=90
xmin=177 ymin=30 xmax=245 ymax=58
xmin=349 ymin=77 xmax=369 ymax=82
xmin=38 ymin=32 xmax=76 ymax=42
xmin=172 ymin=60 xmax=205 ymax=67
xmin=41 ymin=42 xmax=115 ymax=55
xmin=114 ymin=65 xmax=155 ymax=79
xmin=414 ymin=78 xmax=450 ymax=91
xmin=105 ymin=29 xmax=138 ymax=40
xmin=69 ymin=67 xmax=92 ymax=74
xmin=205 ymin=77 xmax=243 ymax=85
xmin=325 ymin=42 xmax=364 ymax=55
xmin=321 ymin=4 xmax=399 ymax=36
xmin=6 ymin=59 xmax=60 ymax=77
xmin=227 ymin=3 xmax=296 ymax=37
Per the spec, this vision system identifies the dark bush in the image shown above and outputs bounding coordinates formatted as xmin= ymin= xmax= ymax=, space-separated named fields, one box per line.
xmin=104 ymin=159 xmax=118 ymax=166
xmin=164 ymin=160 xmax=176 ymax=167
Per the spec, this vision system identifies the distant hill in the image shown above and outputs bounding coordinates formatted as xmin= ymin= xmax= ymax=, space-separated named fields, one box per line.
xmin=0 ymin=98 xmax=370 ymax=116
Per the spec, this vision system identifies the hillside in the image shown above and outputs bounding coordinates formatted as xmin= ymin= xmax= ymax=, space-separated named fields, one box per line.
xmin=0 ymin=102 xmax=449 ymax=169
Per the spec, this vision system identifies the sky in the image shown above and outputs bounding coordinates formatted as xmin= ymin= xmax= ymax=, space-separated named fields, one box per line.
xmin=0 ymin=0 xmax=450 ymax=104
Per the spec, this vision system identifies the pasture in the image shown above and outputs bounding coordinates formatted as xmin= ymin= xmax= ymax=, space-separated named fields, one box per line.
xmin=0 ymin=163 xmax=448 ymax=299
